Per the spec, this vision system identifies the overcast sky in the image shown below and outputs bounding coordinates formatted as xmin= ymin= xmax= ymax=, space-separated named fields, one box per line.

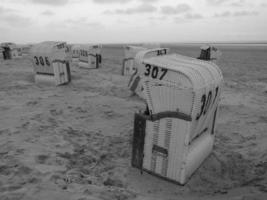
xmin=0 ymin=0 xmax=266 ymax=44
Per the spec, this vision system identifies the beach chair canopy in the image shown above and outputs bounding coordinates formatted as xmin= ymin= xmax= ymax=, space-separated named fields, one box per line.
xmin=135 ymin=50 xmax=223 ymax=141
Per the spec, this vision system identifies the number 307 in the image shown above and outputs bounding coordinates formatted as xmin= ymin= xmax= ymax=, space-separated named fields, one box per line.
xmin=144 ymin=64 xmax=168 ymax=80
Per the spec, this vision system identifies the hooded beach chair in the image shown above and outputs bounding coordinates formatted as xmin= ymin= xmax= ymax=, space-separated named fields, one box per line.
xmin=78 ymin=44 xmax=102 ymax=69
xmin=30 ymin=41 xmax=71 ymax=86
xmin=132 ymin=49 xmax=223 ymax=184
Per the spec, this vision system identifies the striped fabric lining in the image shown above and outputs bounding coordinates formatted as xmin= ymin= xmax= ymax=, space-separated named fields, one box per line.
xmin=151 ymin=120 xmax=160 ymax=172
xmin=162 ymin=119 xmax=172 ymax=176
xmin=150 ymin=119 xmax=173 ymax=177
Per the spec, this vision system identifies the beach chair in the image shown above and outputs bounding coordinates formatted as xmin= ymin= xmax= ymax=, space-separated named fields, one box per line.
xmin=65 ymin=44 xmax=72 ymax=63
xmin=132 ymin=49 xmax=223 ymax=184
xmin=71 ymin=44 xmax=81 ymax=62
xmin=78 ymin=44 xmax=102 ymax=69
xmin=198 ymin=45 xmax=222 ymax=61
xmin=1 ymin=43 xmax=17 ymax=60
xmin=30 ymin=41 xmax=71 ymax=86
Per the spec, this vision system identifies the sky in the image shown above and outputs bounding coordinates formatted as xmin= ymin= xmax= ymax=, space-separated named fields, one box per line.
xmin=0 ymin=0 xmax=267 ymax=44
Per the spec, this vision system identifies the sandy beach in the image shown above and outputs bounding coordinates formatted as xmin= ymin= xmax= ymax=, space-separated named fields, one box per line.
xmin=0 ymin=45 xmax=266 ymax=200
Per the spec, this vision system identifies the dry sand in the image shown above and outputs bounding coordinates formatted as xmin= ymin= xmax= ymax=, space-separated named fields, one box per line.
xmin=0 ymin=45 xmax=266 ymax=200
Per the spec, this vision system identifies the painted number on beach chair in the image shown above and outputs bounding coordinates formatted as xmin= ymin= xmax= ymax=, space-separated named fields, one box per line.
xmin=34 ymin=56 xmax=50 ymax=66
xmin=196 ymin=87 xmax=219 ymax=120
xmin=144 ymin=64 xmax=168 ymax=80
xmin=157 ymin=49 xmax=167 ymax=56
xmin=39 ymin=57 xmax=44 ymax=66
xmin=57 ymin=43 xmax=65 ymax=49
xmin=213 ymin=87 xmax=219 ymax=104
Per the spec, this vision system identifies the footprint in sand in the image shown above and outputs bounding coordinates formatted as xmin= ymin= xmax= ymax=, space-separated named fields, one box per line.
xmin=26 ymin=101 xmax=38 ymax=106
xmin=35 ymin=154 xmax=50 ymax=164
xmin=50 ymin=109 xmax=63 ymax=116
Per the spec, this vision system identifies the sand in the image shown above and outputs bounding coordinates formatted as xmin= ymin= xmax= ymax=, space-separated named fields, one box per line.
xmin=0 ymin=45 xmax=266 ymax=200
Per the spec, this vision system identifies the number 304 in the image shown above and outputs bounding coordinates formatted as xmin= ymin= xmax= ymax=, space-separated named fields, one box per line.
xmin=144 ymin=64 xmax=168 ymax=80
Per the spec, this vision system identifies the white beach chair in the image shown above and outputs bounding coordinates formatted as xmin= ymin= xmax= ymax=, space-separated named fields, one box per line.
xmin=71 ymin=44 xmax=81 ymax=62
xmin=78 ymin=44 xmax=102 ymax=69
xmin=132 ymin=49 xmax=223 ymax=185
xmin=0 ymin=43 xmax=20 ymax=59
xmin=30 ymin=41 xmax=71 ymax=86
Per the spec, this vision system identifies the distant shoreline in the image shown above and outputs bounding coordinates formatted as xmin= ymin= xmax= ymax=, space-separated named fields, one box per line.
xmin=3 ymin=41 xmax=267 ymax=48
xmin=103 ymin=42 xmax=267 ymax=48
xmin=163 ymin=42 xmax=267 ymax=47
